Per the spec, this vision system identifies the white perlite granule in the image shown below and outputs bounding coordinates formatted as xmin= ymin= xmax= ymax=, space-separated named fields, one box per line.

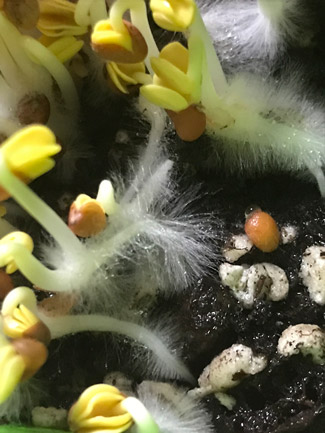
xmin=300 ymin=246 xmax=325 ymax=305
xmin=32 ymin=406 xmax=68 ymax=429
xmin=190 ymin=344 xmax=267 ymax=409
xmin=277 ymin=324 xmax=325 ymax=364
xmin=219 ymin=262 xmax=289 ymax=308
xmin=281 ymin=225 xmax=298 ymax=244
xmin=222 ymin=234 xmax=253 ymax=263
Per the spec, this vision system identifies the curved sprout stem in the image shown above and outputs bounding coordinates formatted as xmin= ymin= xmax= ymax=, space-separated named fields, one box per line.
xmin=0 ymin=37 xmax=20 ymax=89
xmin=200 ymin=54 xmax=233 ymax=129
xmin=0 ymin=155 xmax=84 ymax=256
xmin=189 ymin=7 xmax=228 ymax=96
xmin=187 ymin=33 xmax=204 ymax=104
xmin=122 ymin=100 xmax=166 ymax=203
xmin=74 ymin=0 xmax=95 ymax=26
xmin=122 ymin=397 xmax=160 ymax=433
xmin=0 ymin=14 xmax=36 ymax=81
xmin=22 ymin=37 xmax=79 ymax=113
xmin=89 ymin=0 xmax=108 ymax=27
xmin=0 ymin=243 xmax=69 ymax=292
xmin=41 ymin=313 xmax=195 ymax=383
xmin=110 ymin=0 xmax=159 ymax=74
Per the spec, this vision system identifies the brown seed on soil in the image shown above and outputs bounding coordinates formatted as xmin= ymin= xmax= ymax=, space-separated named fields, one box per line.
xmin=167 ymin=105 xmax=206 ymax=142
xmin=16 ymin=93 xmax=51 ymax=125
xmin=68 ymin=196 xmax=107 ymax=238
xmin=245 ymin=209 xmax=280 ymax=253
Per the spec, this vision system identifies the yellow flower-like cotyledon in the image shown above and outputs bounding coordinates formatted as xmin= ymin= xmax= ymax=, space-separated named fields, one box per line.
xmin=0 ymin=335 xmax=25 ymax=404
xmin=68 ymin=384 xmax=134 ymax=433
xmin=0 ymin=125 xmax=61 ymax=201
xmin=68 ymin=384 xmax=160 ymax=433
xmin=0 ymin=125 xmax=61 ymax=181
xmin=37 ymin=0 xmax=88 ymax=38
xmin=141 ymin=42 xmax=200 ymax=112
xmin=150 ymin=0 xmax=196 ymax=31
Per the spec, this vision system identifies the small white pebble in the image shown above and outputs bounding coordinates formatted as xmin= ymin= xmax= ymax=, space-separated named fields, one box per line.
xmin=189 ymin=344 xmax=267 ymax=408
xmin=281 ymin=225 xmax=298 ymax=244
xmin=32 ymin=407 xmax=67 ymax=429
xmin=222 ymin=234 xmax=253 ymax=263
xmin=277 ymin=324 xmax=325 ymax=364
xmin=219 ymin=262 xmax=289 ymax=308
xmin=300 ymin=246 xmax=325 ymax=305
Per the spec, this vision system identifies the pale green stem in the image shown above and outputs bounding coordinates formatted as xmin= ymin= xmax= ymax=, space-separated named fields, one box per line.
xmin=22 ymin=37 xmax=79 ymax=113
xmin=110 ymin=0 xmax=159 ymax=74
xmin=0 ymin=217 xmax=155 ymax=295
xmin=0 ymin=243 xmax=68 ymax=292
xmin=0 ymin=427 xmax=66 ymax=433
xmin=0 ymin=36 xmax=20 ymax=89
xmin=187 ymin=33 xmax=204 ymax=104
xmin=0 ymin=155 xmax=84 ymax=256
xmin=122 ymin=397 xmax=160 ymax=433
xmin=74 ymin=0 xmax=95 ymax=26
xmin=200 ymin=53 xmax=233 ymax=129
xmin=41 ymin=313 xmax=195 ymax=383
xmin=90 ymin=0 xmax=108 ymax=27
xmin=189 ymin=7 xmax=228 ymax=96
xmin=0 ymin=14 xmax=36 ymax=81
xmin=121 ymin=101 xmax=166 ymax=203
xmin=129 ymin=1 xmax=160 ymax=74
xmin=94 ymin=221 xmax=144 ymax=258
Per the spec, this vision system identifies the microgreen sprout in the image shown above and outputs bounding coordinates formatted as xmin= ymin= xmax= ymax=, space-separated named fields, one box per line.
xmin=68 ymin=384 xmax=160 ymax=433
xmin=91 ymin=0 xmax=159 ymax=73
xmin=0 ymin=286 xmax=194 ymax=403
xmin=0 ymin=113 xmax=213 ymax=306
xmin=95 ymin=0 xmax=325 ymax=194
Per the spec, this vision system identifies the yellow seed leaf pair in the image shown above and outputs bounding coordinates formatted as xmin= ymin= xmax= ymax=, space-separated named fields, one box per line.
xmin=3 ymin=304 xmax=38 ymax=340
xmin=1 ymin=125 xmax=61 ymax=180
xmin=0 ymin=335 xmax=25 ymax=404
xmin=150 ymin=0 xmax=196 ymax=32
xmin=0 ymin=232 xmax=33 ymax=274
xmin=69 ymin=384 xmax=133 ymax=433
xmin=140 ymin=42 xmax=195 ymax=112
xmin=107 ymin=61 xmax=146 ymax=94
xmin=38 ymin=0 xmax=88 ymax=37
xmin=40 ymin=35 xmax=84 ymax=63
xmin=92 ymin=20 xmax=132 ymax=53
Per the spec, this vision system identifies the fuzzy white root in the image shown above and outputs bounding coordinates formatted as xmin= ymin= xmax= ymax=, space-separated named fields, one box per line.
xmin=40 ymin=313 xmax=195 ymax=383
